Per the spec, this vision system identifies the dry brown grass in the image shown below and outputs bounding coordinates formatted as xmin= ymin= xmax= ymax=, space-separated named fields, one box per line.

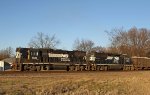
xmin=0 ymin=71 xmax=150 ymax=95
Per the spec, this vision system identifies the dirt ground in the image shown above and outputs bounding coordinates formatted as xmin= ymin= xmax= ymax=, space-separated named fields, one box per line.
xmin=0 ymin=71 xmax=150 ymax=95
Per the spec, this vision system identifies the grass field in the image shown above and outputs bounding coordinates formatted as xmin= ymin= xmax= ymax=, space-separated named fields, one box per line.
xmin=0 ymin=71 xmax=150 ymax=95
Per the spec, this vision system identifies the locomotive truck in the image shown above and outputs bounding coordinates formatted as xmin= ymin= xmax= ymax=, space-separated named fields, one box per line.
xmin=12 ymin=47 xmax=150 ymax=71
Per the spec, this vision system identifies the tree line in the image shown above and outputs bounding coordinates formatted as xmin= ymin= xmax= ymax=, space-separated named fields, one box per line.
xmin=107 ymin=27 xmax=150 ymax=57
xmin=1 ymin=27 xmax=150 ymax=60
xmin=0 ymin=47 xmax=14 ymax=60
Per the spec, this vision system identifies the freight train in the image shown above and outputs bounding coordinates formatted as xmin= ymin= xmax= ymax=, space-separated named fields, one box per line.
xmin=11 ymin=48 xmax=150 ymax=71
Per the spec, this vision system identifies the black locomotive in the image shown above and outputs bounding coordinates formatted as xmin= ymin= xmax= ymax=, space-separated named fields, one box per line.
xmin=12 ymin=47 xmax=135 ymax=71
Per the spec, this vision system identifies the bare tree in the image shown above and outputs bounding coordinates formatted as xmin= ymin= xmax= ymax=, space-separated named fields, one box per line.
xmin=28 ymin=32 xmax=60 ymax=48
xmin=107 ymin=27 xmax=150 ymax=57
xmin=73 ymin=38 xmax=94 ymax=52
xmin=91 ymin=46 xmax=106 ymax=53
xmin=0 ymin=47 xmax=14 ymax=60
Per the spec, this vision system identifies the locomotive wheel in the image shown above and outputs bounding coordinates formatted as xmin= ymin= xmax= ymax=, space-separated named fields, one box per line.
xmin=41 ymin=66 xmax=44 ymax=71
xmin=131 ymin=66 xmax=134 ymax=70
xmin=96 ymin=66 xmax=100 ymax=71
xmin=123 ymin=66 xmax=134 ymax=71
xmin=69 ymin=66 xmax=75 ymax=71
xmin=104 ymin=66 xmax=108 ymax=71
xmin=80 ymin=66 xmax=84 ymax=71
xmin=29 ymin=65 xmax=36 ymax=71
xmin=23 ymin=65 xmax=28 ymax=71
xmin=46 ymin=65 xmax=50 ymax=71
xmin=36 ymin=66 xmax=41 ymax=71
xmin=128 ymin=66 xmax=131 ymax=70
xmin=99 ymin=66 xmax=104 ymax=71
xmin=91 ymin=65 xmax=96 ymax=71
xmin=75 ymin=65 xmax=80 ymax=71
xmin=100 ymin=66 xmax=107 ymax=71
xmin=86 ymin=65 xmax=91 ymax=71
xmin=123 ymin=66 xmax=126 ymax=70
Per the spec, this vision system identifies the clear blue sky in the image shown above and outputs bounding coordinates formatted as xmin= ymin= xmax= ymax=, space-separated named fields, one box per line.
xmin=0 ymin=0 xmax=150 ymax=50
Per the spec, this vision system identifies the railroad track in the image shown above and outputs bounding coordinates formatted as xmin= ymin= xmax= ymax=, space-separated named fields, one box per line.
xmin=0 ymin=70 xmax=67 ymax=74
xmin=0 ymin=70 xmax=143 ymax=74
xmin=0 ymin=70 xmax=149 ymax=78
